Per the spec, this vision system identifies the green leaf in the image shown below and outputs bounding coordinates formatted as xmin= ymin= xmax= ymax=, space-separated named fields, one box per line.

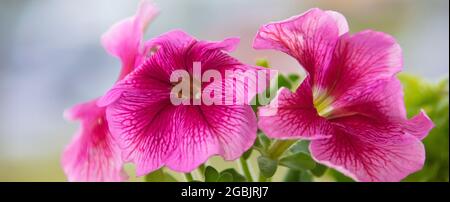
xmin=256 ymin=58 xmax=270 ymax=68
xmin=204 ymin=166 xmax=219 ymax=182
xmin=329 ymin=169 xmax=354 ymax=182
xmin=242 ymin=148 xmax=253 ymax=160
xmin=279 ymin=152 xmax=316 ymax=171
xmin=311 ymin=163 xmax=328 ymax=177
xmin=258 ymin=132 xmax=271 ymax=150
xmin=217 ymin=172 xmax=233 ymax=182
xmin=277 ymin=74 xmax=292 ymax=90
xmin=284 ymin=170 xmax=301 ymax=182
xmin=300 ymin=171 xmax=313 ymax=182
xmin=257 ymin=156 xmax=278 ymax=178
xmin=144 ymin=168 xmax=177 ymax=182
xmin=220 ymin=168 xmax=247 ymax=182
xmin=287 ymin=74 xmax=300 ymax=83
xmin=289 ymin=140 xmax=310 ymax=154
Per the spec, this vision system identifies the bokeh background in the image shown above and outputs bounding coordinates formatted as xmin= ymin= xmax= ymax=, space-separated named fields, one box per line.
xmin=0 ymin=0 xmax=448 ymax=181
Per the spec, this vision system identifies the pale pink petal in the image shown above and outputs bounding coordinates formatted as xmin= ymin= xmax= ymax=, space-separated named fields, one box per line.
xmin=165 ymin=105 xmax=257 ymax=172
xmin=253 ymin=8 xmax=342 ymax=77
xmin=62 ymin=99 xmax=127 ymax=182
xmin=101 ymin=0 xmax=158 ymax=79
xmin=310 ymin=116 xmax=426 ymax=182
xmin=325 ymin=10 xmax=349 ymax=35
xmin=258 ymin=78 xmax=333 ymax=139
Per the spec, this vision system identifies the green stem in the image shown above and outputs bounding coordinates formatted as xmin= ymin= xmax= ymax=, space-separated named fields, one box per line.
xmin=184 ymin=173 xmax=194 ymax=182
xmin=198 ymin=164 xmax=206 ymax=176
xmin=267 ymin=139 xmax=298 ymax=159
xmin=239 ymin=157 xmax=254 ymax=182
xmin=258 ymin=173 xmax=267 ymax=182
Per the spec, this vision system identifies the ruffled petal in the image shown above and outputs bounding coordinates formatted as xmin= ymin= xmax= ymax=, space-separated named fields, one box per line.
xmin=101 ymin=0 xmax=158 ymax=79
xmin=144 ymin=29 xmax=195 ymax=51
xmin=403 ymin=110 xmax=434 ymax=140
xmin=102 ymin=30 xmax=260 ymax=175
xmin=325 ymin=11 xmax=349 ymax=35
xmin=62 ymin=99 xmax=127 ymax=182
xmin=258 ymin=78 xmax=333 ymax=139
xmin=310 ymin=115 xmax=426 ymax=182
xmin=253 ymin=8 xmax=345 ymax=77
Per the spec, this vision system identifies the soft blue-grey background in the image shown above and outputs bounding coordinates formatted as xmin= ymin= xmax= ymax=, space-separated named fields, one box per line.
xmin=0 ymin=0 xmax=448 ymax=181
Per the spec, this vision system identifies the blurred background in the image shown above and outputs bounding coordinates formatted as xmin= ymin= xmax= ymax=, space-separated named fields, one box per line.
xmin=0 ymin=0 xmax=448 ymax=181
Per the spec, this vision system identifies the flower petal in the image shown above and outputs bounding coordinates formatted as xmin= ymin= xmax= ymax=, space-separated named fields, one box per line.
xmin=310 ymin=115 xmax=426 ymax=182
xmin=258 ymin=78 xmax=333 ymax=139
xmin=101 ymin=62 xmax=173 ymax=175
xmin=325 ymin=10 xmax=349 ymax=35
xmin=102 ymin=30 xmax=260 ymax=175
xmin=104 ymin=86 xmax=175 ymax=176
xmin=253 ymin=8 xmax=344 ymax=77
xmin=101 ymin=0 xmax=158 ymax=79
xmin=318 ymin=30 xmax=402 ymax=100
xmin=329 ymin=78 xmax=406 ymax=121
xmin=327 ymin=77 xmax=433 ymax=141
xmin=404 ymin=110 xmax=434 ymax=140
xmin=165 ymin=105 xmax=257 ymax=172
xmin=62 ymin=99 xmax=127 ymax=182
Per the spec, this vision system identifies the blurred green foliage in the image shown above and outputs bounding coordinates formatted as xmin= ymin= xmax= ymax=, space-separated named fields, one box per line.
xmin=399 ymin=74 xmax=449 ymax=182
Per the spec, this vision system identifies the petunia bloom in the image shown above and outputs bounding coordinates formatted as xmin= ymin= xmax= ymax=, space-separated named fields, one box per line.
xmin=62 ymin=1 xmax=158 ymax=182
xmin=98 ymin=30 xmax=267 ymax=176
xmin=254 ymin=8 xmax=434 ymax=182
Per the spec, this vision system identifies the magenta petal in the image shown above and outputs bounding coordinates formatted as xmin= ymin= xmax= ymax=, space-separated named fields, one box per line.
xmin=144 ymin=29 xmax=195 ymax=53
xmin=310 ymin=116 xmax=426 ymax=182
xmin=196 ymin=37 xmax=240 ymax=52
xmin=165 ymin=105 xmax=257 ymax=172
xmin=103 ymin=76 xmax=173 ymax=176
xmin=106 ymin=103 xmax=179 ymax=176
xmin=319 ymin=30 xmax=402 ymax=99
xmin=330 ymin=78 xmax=407 ymax=121
xmin=102 ymin=30 xmax=260 ymax=175
xmin=253 ymin=8 xmax=345 ymax=77
xmin=404 ymin=110 xmax=434 ymax=140
xmin=101 ymin=63 xmax=172 ymax=176
xmin=258 ymin=78 xmax=333 ymax=139
xmin=62 ymin=99 xmax=127 ymax=182
xmin=101 ymin=0 xmax=158 ymax=79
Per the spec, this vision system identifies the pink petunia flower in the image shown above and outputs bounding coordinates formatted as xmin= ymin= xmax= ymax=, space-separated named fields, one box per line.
xmin=62 ymin=1 xmax=158 ymax=182
xmin=254 ymin=8 xmax=434 ymax=182
xmin=97 ymin=30 xmax=267 ymax=176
